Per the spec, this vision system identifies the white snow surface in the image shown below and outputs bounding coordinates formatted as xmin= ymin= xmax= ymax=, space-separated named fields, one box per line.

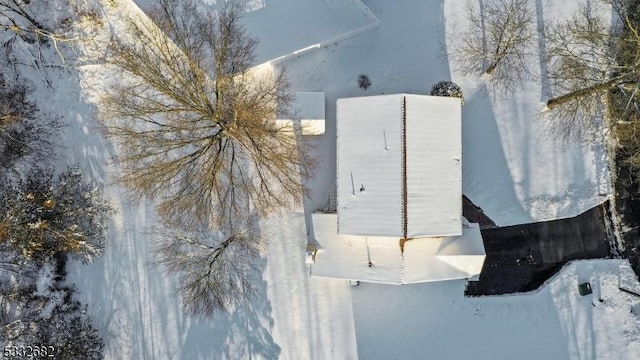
xmin=336 ymin=94 xmax=462 ymax=238
xmin=275 ymin=92 xmax=326 ymax=135
xmin=65 ymin=1 xmax=358 ymax=359
xmin=240 ymin=0 xmax=378 ymax=64
xmin=70 ymin=209 xmax=357 ymax=359
xmin=352 ymin=260 xmax=640 ymax=360
xmin=283 ymin=0 xmax=609 ymax=227
xmin=443 ymin=0 xmax=611 ymax=225
xmin=39 ymin=0 xmax=631 ymax=359
xmin=135 ymin=0 xmax=379 ymax=64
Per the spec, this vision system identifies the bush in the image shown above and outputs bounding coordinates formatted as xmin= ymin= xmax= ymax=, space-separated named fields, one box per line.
xmin=358 ymin=74 xmax=371 ymax=90
xmin=1 ymin=282 xmax=104 ymax=360
xmin=430 ymin=81 xmax=464 ymax=105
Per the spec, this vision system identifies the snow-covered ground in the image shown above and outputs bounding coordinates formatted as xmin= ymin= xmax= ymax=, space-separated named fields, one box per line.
xmin=65 ymin=2 xmax=358 ymax=359
xmin=446 ymin=0 xmax=610 ymax=225
xmin=69 ymin=208 xmax=357 ymax=359
xmin=283 ymin=0 xmax=609 ymax=227
xmin=353 ymin=260 xmax=640 ymax=360
xmin=47 ymin=0 xmax=637 ymax=359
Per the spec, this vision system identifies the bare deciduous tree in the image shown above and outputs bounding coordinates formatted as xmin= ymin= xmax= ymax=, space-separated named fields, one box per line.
xmin=153 ymin=218 xmax=263 ymax=316
xmin=452 ymin=0 xmax=535 ymax=92
xmin=101 ymin=0 xmax=313 ymax=226
xmin=0 ymin=74 xmax=62 ymax=177
xmin=544 ymin=0 xmax=640 ymax=140
xmin=0 ymin=0 xmax=84 ymax=63
xmin=0 ymin=0 xmax=52 ymax=43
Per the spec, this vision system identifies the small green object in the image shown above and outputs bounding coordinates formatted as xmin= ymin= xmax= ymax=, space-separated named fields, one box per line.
xmin=579 ymin=282 xmax=593 ymax=296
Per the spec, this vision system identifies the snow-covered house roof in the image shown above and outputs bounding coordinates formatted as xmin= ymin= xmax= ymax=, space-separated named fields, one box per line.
xmin=240 ymin=0 xmax=380 ymax=64
xmin=275 ymin=92 xmax=325 ymax=135
xmin=310 ymin=213 xmax=485 ymax=284
xmin=336 ymin=94 xmax=462 ymax=238
xmin=308 ymin=93 xmax=484 ymax=284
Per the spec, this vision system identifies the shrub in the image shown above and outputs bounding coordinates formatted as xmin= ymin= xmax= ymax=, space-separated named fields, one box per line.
xmin=430 ymin=81 xmax=464 ymax=105
xmin=358 ymin=74 xmax=371 ymax=90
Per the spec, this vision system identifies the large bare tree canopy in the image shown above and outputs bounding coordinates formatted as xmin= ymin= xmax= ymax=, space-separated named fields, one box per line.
xmin=453 ymin=0 xmax=535 ymax=92
xmin=545 ymin=0 xmax=640 ymax=140
xmin=101 ymin=0 xmax=313 ymax=226
xmin=153 ymin=216 xmax=263 ymax=316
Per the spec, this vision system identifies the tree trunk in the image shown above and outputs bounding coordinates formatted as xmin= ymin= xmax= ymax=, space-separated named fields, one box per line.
xmin=546 ymin=76 xmax=626 ymax=110
xmin=485 ymin=61 xmax=498 ymax=75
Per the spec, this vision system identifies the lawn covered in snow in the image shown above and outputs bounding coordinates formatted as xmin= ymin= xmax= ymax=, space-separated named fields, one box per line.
xmin=52 ymin=0 xmax=637 ymax=359
xmin=282 ymin=0 xmax=609 ymax=226
xmin=353 ymin=260 xmax=640 ymax=360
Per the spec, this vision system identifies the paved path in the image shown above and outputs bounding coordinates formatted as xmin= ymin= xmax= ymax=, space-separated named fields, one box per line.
xmin=463 ymin=195 xmax=497 ymax=229
xmin=466 ymin=201 xmax=614 ymax=295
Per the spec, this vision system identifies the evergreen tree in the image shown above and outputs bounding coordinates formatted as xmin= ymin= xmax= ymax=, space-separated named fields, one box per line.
xmin=0 ymin=167 xmax=111 ymax=265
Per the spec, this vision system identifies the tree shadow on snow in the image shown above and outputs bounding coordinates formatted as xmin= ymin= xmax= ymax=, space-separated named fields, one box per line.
xmin=462 ymin=85 xmax=533 ymax=225
xmin=180 ymin=218 xmax=280 ymax=360
xmin=50 ymin=66 xmax=112 ymax=188
xmin=535 ymin=0 xmax=552 ymax=101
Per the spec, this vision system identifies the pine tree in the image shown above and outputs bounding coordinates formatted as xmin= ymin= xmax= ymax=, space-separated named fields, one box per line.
xmin=0 ymin=167 xmax=111 ymax=265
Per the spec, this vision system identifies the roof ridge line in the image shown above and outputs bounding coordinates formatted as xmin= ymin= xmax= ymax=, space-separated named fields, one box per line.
xmin=399 ymin=237 xmax=406 ymax=284
xmin=401 ymin=95 xmax=408 ymax=239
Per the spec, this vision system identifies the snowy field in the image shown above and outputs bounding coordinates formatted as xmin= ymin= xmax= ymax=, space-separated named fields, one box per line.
xmin=46 ymin=0 xmax=638 ymax=359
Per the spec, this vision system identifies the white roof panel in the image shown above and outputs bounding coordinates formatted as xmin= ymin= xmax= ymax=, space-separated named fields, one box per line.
xmin=337 ymin=94 xmax=462 ymax=238
xmin=337 ymin=95 xmax=404 ymax=237
xmin=403 ymin=223 xmax=485 ymax=283
xmin=405 ymin=95 xmax=462 ymax=237
xmin=311 ymin=213 xmax=485 ymax=284
xmin=274 ymin=119 xmax=325 ymax=135
xmin=293 ymin=92 xmax=325 ymax=121
xmin=276 ymin=92 xmax=325 ymax=135
xmin=240 ymin=0 xmax=378 ymax=64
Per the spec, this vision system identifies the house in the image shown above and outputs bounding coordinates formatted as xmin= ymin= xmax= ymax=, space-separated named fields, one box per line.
xmin=308 ymin=94 xmax=486 ymax=284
